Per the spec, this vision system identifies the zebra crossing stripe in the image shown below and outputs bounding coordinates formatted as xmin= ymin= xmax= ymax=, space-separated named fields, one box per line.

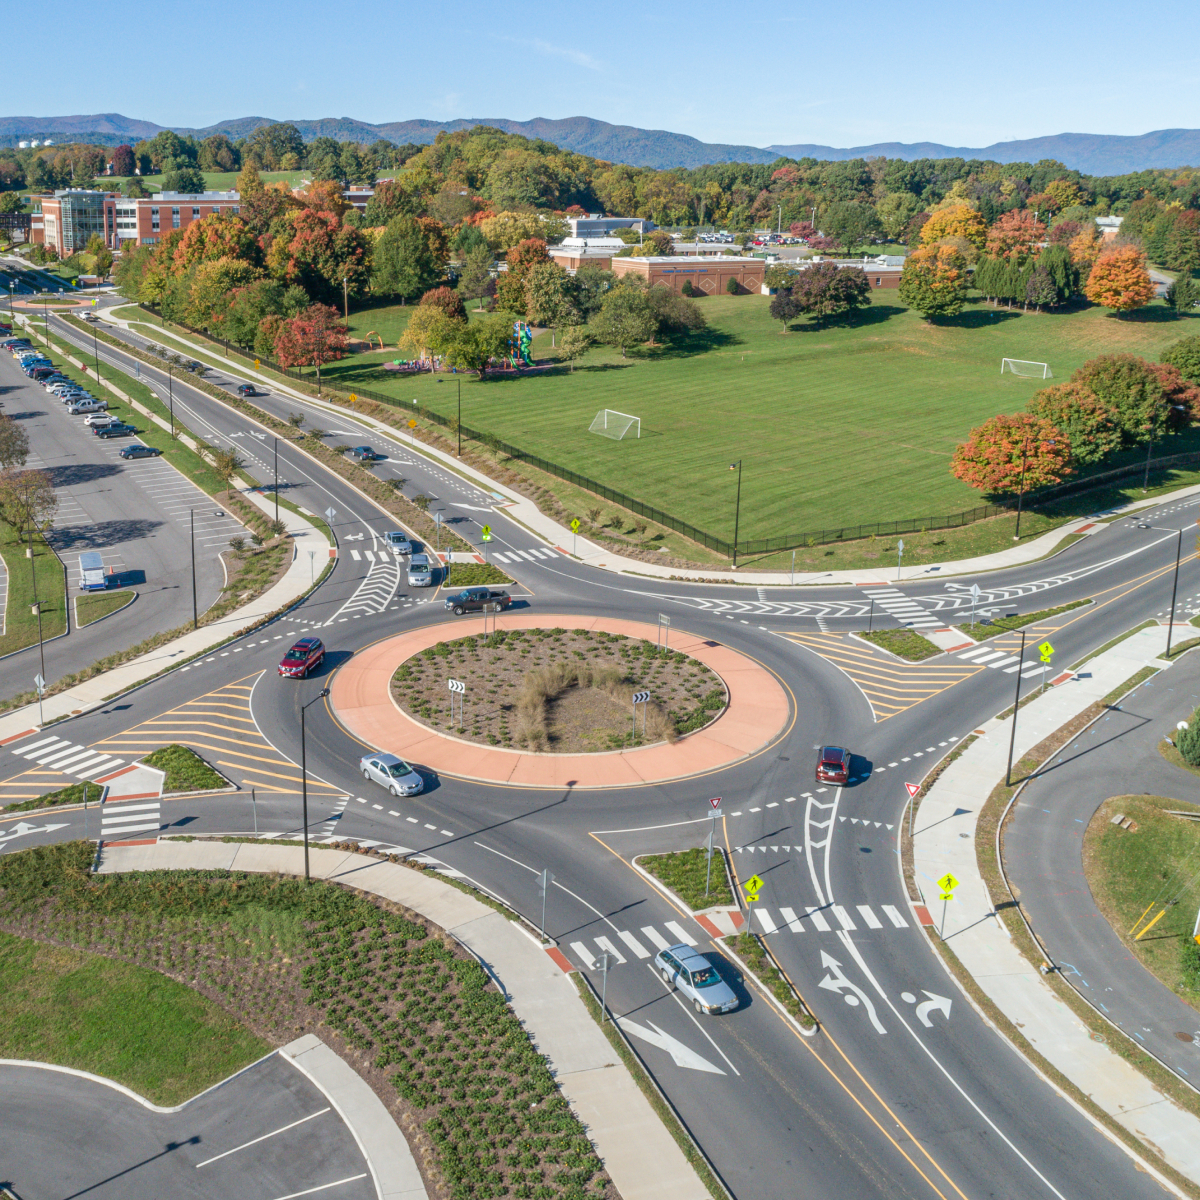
xmin=664 ymin=921 xmax=697 ymax=946
xmin=831 ymin=905 xmax=857 ymax=931
xmin=881 ymin=905 xmax=909 ymax=928
xmin=780 ymin=907 xmax=805 ymax=932
xmin=10 ymin=735 xmax=66 ymax=756
xmin=618 ymin=930 xmax=651 ymax=959
xmin=491 ymin=552 xmax=512 ymax=563
xmin=593 ymin=936 xmax=627 ymax=964
xmin=857 ymin=905 xmax=883 ymax=929
xmin=755 ymin=909 xmax=778 ymax=933
xmin=806 ymin=906 xmax=831 ymax=931
xmin=640 ymin=925 xmax=670 ymax=951
xmin=570 ymin=941 xmax=597 ymax=970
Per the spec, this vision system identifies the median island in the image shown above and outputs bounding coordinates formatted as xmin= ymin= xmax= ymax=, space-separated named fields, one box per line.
xmin=391 ymin=627 xmax=726 ymax=752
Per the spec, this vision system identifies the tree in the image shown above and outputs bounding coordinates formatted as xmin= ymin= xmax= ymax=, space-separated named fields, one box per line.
xmin=950 ymin=414 xmax=1073 ymax=495
xmin=443 ymin=314 xmax=518 ymax=378
xmin=371 ymin=215 xmax=441 ymax=301
xmin=0 ymin=192 xmax=23 ymax=214
xmin=187 ymin=257 xmax=263 ymax=328
xmin=557 ymin=325 xmax=592 ymax=372
xmin=1036 ymin=244 xmax=1079 ymax=304
xmin=1025 ymin=266 xmax=1058 ymax=311
xmin=920 ymin=204 xmax=988 ymax=254
xmin=419 ymin=285 xmax=467 ymax=322
xmin=161 ymin=164 xmax=206 ymax=194
xmin=645 ymin=283 xmax=706 ymax=338
xmin=764 ymin=264 xmax=800 ymax=291
xmin=0 ymin=415 xmax=29 ymax=471
xmin=478 ymin=211 xmax=567 ymax=253
xmin=1166 ymin=272 xmax=1199 ymax=318
xmin=123 ymin=177 xmax=150 ymax=199
xmin=1070 ymin=354 xmax=1169 ymax=442
xmin=270 ymin=207 xmax=370 ymax=306
xmin=1026 ymin=383 xmax=1122 ymax=465
xmin=592 ymin=287 xmax=657 ymax=357
xmin=523 ymin=262 xmax=581 ymax=343
xmin=898 ymin=244 xmax=967 ymax=322
xmin=204 ymin=447 xmax=246 ymax=492
xmin=221 ymin=279 xmax=307 ymax=348
xmin=876 ymin=192 xmax=923 ymax=240
xmin=788 ymin=261 xmax=872 ymax=325
xmin=111 ymin=144 xmax=135 ymax=177
xmin=985 ymin=210 xmax=1047 ymax=262
xmin=1085 ymin=247 xmax=1156 ymax=315
xmin=398 ymin=306 xmax=459 ymax=359
xmin=0 ymin=468 xmax=57 ymax=541
xmin=459 ymin=244 xmax=494 ymax=311
xmin=1161 ymin=335 xmax=1200 ymax=384
xmin=272 ymin=304 xmax=350 ymax=390
xmin=574 ymin=265 xmax=615 ymax=317
xmin=902 ymin=211 xmax=931 ymax=248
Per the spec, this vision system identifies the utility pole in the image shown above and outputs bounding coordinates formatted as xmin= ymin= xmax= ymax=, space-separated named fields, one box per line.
xmin=300 ymin=688 xmax=331 ymax=884
xmin=538 ymin=869 xmax=553 ymax=943
xmin=728 ymin=459 xmax=742 ymax=568
xmin=273 ymin=437 xmax=279 ymax=525
xmin=190 ymin=509 xmax=197 ymax=629
xmin=342 ymin=274 xmax=349 ymax=321
xmin=457 ymin=377 xmax=462 ymax=457
xmin=1005 ymin=630 xmax=1028 ymax=786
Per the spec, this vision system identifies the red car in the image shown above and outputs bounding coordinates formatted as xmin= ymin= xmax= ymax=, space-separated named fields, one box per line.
xmin=278 ymin=636 xmax=325 ymax=678
xmin=815 ymin=746 xmax=851 ymax=785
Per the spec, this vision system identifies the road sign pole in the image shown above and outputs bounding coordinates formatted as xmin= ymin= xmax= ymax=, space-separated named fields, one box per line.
xmin=897 ymin=539 xmax=904 ymax=582
xmin=539 ymin=868 xmax=553 ymax=943
xmin=598 ymin=952 xmax=612 ymax=1022
xmin=251 ymin=787 xmax=257 ymax=835
xmin=1005 ymin=630 xmax=1028 ymax=786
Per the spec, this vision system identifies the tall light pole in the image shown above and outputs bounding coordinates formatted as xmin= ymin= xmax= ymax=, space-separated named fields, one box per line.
xmin=728 ymin=460 xmax=742 ymax=568
xmin=457 ymin=377 xmax=462 ymax=457
xmin=273 ymin=437 xmax=279 ymax=525
xmin=342 ymin=274 xmax=348 ymax=321
xmin=167 ymin=361 xmax=175 ymax=439
xmin=1005 ymin=630 xmax=1029 ymax=786
xmin=29 ymin=523 xmax=46 ymax=704
xmin=300 ymin=688 xmax=331 ymax=884
xmin=1151 ymin=525 xmax=1185 ymax=658
xmin=189 ymin=509 xmax=197 ymax=629
xmin=91 ymin=320 xmax=100 ymax=384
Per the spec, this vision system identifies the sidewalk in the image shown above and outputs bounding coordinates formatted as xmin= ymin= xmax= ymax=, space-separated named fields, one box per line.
xmin=912 ymin=623 xmax=1200 ymax=1191
xmin=99 ymin=311 xmax=1200 ymax=587
xmin=0 ymin=483 xmax=331 ymax=744
xmin=96 ymin=839 xmax=711 ymax=1200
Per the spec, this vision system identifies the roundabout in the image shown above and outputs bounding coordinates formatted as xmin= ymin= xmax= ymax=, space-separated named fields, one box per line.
xmin=328 ymin=614 xmax=793 ymax=788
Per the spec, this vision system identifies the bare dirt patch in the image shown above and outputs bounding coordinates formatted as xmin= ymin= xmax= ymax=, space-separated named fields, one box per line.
xmin=391 ymin=627 xmax=726 ymax=752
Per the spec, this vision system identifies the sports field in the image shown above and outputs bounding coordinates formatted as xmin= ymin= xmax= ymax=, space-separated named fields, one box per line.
xmin=327 ymin=294 xmax=1200 ymax=542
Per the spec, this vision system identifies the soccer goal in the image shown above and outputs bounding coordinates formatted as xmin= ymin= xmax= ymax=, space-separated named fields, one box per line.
xmin=589 ymin=409 xmax=641 ymax=440
xmin=1001 ymin=358 xmax=1053 ymax=379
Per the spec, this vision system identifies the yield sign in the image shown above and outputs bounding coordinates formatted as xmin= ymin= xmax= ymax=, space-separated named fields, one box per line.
xmin=709 ymin=797 xmax=722 ymax=809
xmin=904 ymin=782 xmax=920 ymax=798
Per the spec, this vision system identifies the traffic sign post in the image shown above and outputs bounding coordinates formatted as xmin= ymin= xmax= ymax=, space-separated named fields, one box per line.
xmin=706 ymin=798 xmax=723 ymax=897
xmin=596 ymin=952 xmax=613 ymax=1023
xmin=937 ymin=872 xmax=959 ymax=938
xmin=970 ymin=583 xmax=981 ymax=629
xmin=480 ymin=524 xmax=491 ymax=563
xmin=658 ymin=613 xmax=671 ymax=651
xmin=448 ymin=678 xmax=466 ymax=728
xmin=33 ymin=672 xmax=44 ymax=727
xmin=631 ymin=690 xmax=650 ymax=743
xmin=570 ymin=517 xmax=580 ymax=556
xmin=538 ymin=869 xmax=554 ymax=944
xmin=435 ymin=510 xmax=442 ymax=551
xmin=1038 ymin=640 xmax=1055 ymax=693
xmin=897 ymin=538 xmax=904 ymax=582
xmin=408 ymin=418 xmax=417 ymax=445
xmin=904 ymin=781 xmax=920 ymax=837
xmin=743 ymin=874 xmax=764 ymax=904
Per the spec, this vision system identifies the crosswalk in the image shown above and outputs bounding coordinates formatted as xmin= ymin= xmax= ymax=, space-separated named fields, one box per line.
xmin=6 ymin=734 xmax=124 ymax=779
xmin=862 ymin=587 xmax=943 ymax=630
xmin=489 ymin=546 xmax=560 ymax=565
xmin=569 ymin=919 xmax=701 ymax=969
xmin=327 ymin=554 xmax=402 ymax=622
xmin=345 ymin=548 xmax=394 ymax=563
xmin=952 ymin=641 xmax=1048 ymax=678
xmin=751 ymin=902 xmax=909 ymax=934
xmin=100 ymin=799 xmax=161 ymax=839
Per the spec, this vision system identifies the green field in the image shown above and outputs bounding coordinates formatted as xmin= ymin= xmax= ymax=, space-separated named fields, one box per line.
xmin=321 ymin=294 xmax=1200 ymax=543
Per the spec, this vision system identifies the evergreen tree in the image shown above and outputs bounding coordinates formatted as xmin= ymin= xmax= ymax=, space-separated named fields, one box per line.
xmin=1166 ymin=272 xmax=1199 ymax=319
xmin=1037 ymin=244 xmax=1079 ymax=305
xmin=1025 ymin=267 xmax=1058 ymax=312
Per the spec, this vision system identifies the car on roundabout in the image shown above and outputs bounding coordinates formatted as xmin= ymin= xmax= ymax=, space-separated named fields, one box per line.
xmin=444 ymin=587 xmax=511 ymax=615
xmin=815 ymin=745 xmax=851 ymax=785
xmin=359 ymin=752 xmax=424 ymax=796
xmin=278 ymin=636 xmax=325 ymax=678
xmin=654 ymin=944 xmax=738 ymax=1014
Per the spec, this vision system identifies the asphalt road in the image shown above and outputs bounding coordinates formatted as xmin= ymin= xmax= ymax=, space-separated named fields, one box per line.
xmin=3 ymin=300 xmax=1200 ymax=1199
xmin=1005 ymin=650 xmax=1200 ymax=1078
xmin=0 ymin=1053 xmax=374 ymax=1200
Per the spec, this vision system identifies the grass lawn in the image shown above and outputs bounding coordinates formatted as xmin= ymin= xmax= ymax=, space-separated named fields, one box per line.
xmin=444 ymin=563 xmax=513 ymax=587
xmin=0 ymin=929 xmax=268 ymax=1106
xmin=640 ymin=847 xmax=733 ymax=908
xmin=317 ymin=295 xmax=1200 ymax=544
xmin=75 ymin=589 xmax=135 ymax=626
xmin=1082 ymin=794 xmax=1200 ymax=1009
xmin=0 ymin=525 xmax=66 ymax=657
xmin=856 ymin=628 xmax=941 ymax=661
xmin=955 ymin=600 xmax=1090 ymax=640
xmin=142 ymin=744 xmax=226 ymax=792
xmin=3 ymin=779 xmax=101 ymax=813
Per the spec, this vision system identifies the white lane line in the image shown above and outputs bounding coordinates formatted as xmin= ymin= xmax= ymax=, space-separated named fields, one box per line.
xmin=664 ymin=921 xmax=697 ymax=946
xmin=263 ymin=1176 xmax=370 ymax=1200
xmin=195 ymin=1107 xmax=332 ymax=1167
xmin=617 ymin=930 xmax=651 ymax=959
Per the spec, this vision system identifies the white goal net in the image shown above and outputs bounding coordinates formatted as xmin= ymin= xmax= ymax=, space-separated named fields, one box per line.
xmin=589 ymin=409 xmax=641 ymax=440
xmin=1001 ymin=358 xmax=1052 ymax=379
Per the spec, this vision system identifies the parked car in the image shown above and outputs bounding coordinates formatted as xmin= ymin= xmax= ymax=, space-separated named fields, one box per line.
xmin=235 ymin=383 xmax=259 ymax=397
xmin=351 ymin=445 xmax=381 ymax=461
xmin=84 ymin=412 xmax=120 ymax=427
xmin=654 ymin=944 xmax=738 ymax=1014
xmin=359 ymin=752 xmax=424 ymax=796
xmin=384 ymin=531 xmax=413 ymax=556
xmin=40 ymin=375 xmax=71 ymax=388
xmin=95 ymin=422 xmax=137 ymax=439
xmin=28 ymin=367 xmax=56 ymax=380
xmin=444 ymin=586 xmax=511 ymax=616
xmin=407 ymin=553 xmax=434 ymax=587
xmin=815 ymin=746 xmax=851 ymax=785
xmin=68 ymin=398 xmax=108 ymax=414
xmin=119 ymin=444 xmax=162 ymax=459
xmin=278 ymin=636 xmax=325 ymax=678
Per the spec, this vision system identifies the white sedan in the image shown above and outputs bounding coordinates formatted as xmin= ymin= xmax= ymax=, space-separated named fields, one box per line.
xmin=359 ymin=752 xmax=424 ymax=796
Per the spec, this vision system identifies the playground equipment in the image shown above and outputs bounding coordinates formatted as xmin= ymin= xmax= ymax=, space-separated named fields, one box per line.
xmin=509 ymin=321 xmax=534 ymax=370
xmin=364 ymin=330 xmax=384 ymax=350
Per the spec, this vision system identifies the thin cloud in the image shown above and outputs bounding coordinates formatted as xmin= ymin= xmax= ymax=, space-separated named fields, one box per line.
xmin=500 ymin=36 xmax=601 ymax=71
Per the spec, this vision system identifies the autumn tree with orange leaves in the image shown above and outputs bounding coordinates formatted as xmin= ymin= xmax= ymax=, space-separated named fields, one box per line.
xmin=950 ymin=413 xmax=1073 ymax=495
xmin=920 ymin=204 xmax=989 ymax=254
xmin=984 ymin=210 xmax=1047 ymax=262
xmin=897 ymin=244 xmax=967 ymax=322
xmin=1085 ymin=246 xmax=1156 ymax=314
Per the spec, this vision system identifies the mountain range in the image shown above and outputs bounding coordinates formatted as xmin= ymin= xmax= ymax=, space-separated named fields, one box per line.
xmin=3 ymin=113 xmax=1200 ymax=175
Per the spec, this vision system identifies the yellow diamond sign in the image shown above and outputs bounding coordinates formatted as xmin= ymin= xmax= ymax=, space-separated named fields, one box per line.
xmin=1037 ymin=641 xmax=1055 ymax=659
xmin=743 ymin=874 xmax=764 ymax=902
xmin=937 ymin=873 xmax=960 ymax=893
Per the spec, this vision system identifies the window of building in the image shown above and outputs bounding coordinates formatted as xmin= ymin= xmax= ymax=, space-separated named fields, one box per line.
xmin=875 ymin=277 xmax=881 ymax=285
xmin=231 ymin=207 xmax=239 ymax=215
xmin=192 ymin=207 xmax=200 ymax=218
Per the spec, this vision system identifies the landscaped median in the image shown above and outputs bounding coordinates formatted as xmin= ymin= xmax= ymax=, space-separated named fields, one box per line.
xmin=0 ymin=524 xmax=66 ymax=659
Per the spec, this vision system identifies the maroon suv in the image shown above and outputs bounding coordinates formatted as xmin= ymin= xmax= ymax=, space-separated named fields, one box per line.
xmin=815 ymin=746 xmax=851 ymax=785
xmin=278 ymin=636 xmax=325 ymax=678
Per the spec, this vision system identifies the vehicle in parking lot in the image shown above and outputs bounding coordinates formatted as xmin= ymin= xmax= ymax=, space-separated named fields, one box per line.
xmin=815 ymin=746 xmax=851 ymax=784
xmin=119 ymin=444 xmax=162 ymax=459
xmin=96 ymin=422 xmax=137 ymax=439
xmin=28 ymin=366 xmax=56 ymax=380
xmin=78 ymin=551 xmax=109 ymax=591
xmin=278 ymin=636 xmax=325 ymax=678
xmin=68 ymin=398 xmax=108 ymax=414
xmin=359 ymin=752 xmax=424 ymax=796
xmin=444 ymin=586 xmax=511 ymax=615
xmin=59 ymin=391 xmax=91 ymax=402
xmin=384 ymin=531 xmax=413 ymax=555
xmin=407 ymin=553 xmax=434 ymax=586
xmin=84 ymin=412 xmax=119 ymax=427
xmin=351 ymin=445 xmax=381 ymax=461
xmin=654 ymin=945 xmax=738 ymax=1014
xmin=235 ymin=383 xmax=259 ymax=396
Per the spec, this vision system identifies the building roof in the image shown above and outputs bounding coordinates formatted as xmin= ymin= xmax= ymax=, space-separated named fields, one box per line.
xmin=155 ymin=191 xmax=239 ymax=202
xmin=613 ymin=255 xmax=763 ymax=265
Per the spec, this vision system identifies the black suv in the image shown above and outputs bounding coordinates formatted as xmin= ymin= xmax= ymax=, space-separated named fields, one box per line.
xmin=236 ymin=384 xmax=259 ymax=397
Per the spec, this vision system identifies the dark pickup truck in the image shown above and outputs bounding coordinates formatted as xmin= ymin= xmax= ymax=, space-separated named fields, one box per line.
xmin=443 ymin=587 xmax=512 ymax=616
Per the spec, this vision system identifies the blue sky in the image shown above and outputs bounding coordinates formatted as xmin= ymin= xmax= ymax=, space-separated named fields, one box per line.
xmin=20 ymin=0 xmax=1200 ymax=149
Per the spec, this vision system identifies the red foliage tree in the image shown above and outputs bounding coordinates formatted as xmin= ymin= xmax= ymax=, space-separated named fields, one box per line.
xmin=985 ymin=210 xmax=1048 ymax=262
xmin=950 ymin=413 xmax=1073 ymax=495
xmin=111 ymin=145 xmax=135 ymax=177
xmin=1149 ymin=361 xmax=1200 ymax=424
xmin=273 ymin=303 xmax=349 ymax=392
xmin=420 ymin=285 xmax=467 ymax=322
xmin=277 ymin=208 xmax=370 ymax=306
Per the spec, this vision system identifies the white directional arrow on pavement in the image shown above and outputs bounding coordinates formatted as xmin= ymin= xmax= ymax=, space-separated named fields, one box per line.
xmin=617 ymin=1018 xmax=726 ymax=1074
xmin=818 ymin=949 xmax=887 ymax=1034
xmin=0 ymin=821 xmax=71 ymax=844
xmin=915 ymin=991 xmax=952 ymax=1027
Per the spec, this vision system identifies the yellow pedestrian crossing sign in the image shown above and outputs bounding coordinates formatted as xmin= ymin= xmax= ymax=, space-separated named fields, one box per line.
xmin=571 ymin=518 xmax=580 ymax=533
xmin=743 ymin=874 xmax=764 ymax=903
xmin=938 ymin=873 xmax=959 ymax=894
xmin=1037 ymin=640 xmax=1055 ymax=662
xmin=481 ymin=525 xmax=492 ymax=542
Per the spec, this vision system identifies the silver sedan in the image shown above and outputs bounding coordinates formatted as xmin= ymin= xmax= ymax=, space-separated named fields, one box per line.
xmin=359 ymin=752 xmax=424 ymax=796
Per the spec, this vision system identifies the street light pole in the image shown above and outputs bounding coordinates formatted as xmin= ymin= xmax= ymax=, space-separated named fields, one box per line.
xmin=457 ymin=377 xmax=462 ymax=457
xmin=342 ymin=274 xmax=348 ymax=321
xmin=728 ymin=459 xmax=742 ymax=568
xmin=1013 ymin=437 xmax=1030 ymax=540
xmin=190 ymin=509 xmax=197 ymax=629
xmin=168 ymin=362 xmax=175 ymax=439
xmin=1151 ymin=525 xmax=1184 ymax=658
xmin=92 ymin=322 xmax=99 ymax=384
xmin=273 ymin=437 xmax=279 ymax=525
xmin=299 ymin=688 xmax=331 ymax=884
xmin=1005 ymin=630 xmax=1028 ymax=786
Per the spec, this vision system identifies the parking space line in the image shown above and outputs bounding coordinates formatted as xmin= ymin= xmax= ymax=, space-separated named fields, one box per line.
xmin=195 ymin=1107 xmax=332 ymax=1167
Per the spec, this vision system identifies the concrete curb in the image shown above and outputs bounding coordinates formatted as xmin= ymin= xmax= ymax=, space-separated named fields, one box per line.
xmin=94 ymin=839 xmax=713 ymax=1200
